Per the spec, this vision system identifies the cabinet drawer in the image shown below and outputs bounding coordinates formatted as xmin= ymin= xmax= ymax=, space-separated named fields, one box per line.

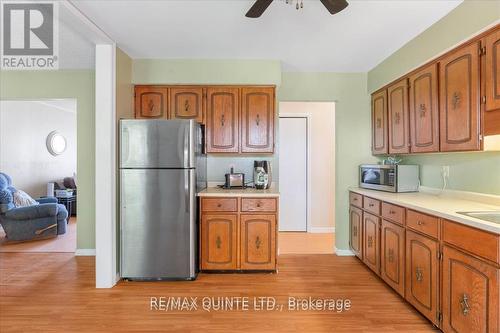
xmin=241 ymin=198 xmax=277 ymax=212
xmin=201 ymin=198 xmax=238 ymax=212
xmin=406 ymin=210 xmax=439 ymax=239
xmin=381 ymin=202 xmax=405 ymax=225
xmin=363 ymin=197 xmax=381 ymax=215
xmin=442 ymin=219 xmax=500 ymax=265
xmin=349 ymin=192 xmax=363 ymax=208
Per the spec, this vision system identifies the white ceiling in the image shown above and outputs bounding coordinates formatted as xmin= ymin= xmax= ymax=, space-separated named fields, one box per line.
xmin=72 ymin=0 xmax=462 ymax=72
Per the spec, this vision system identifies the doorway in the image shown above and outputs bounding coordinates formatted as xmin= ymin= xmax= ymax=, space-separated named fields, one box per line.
xmin=278 ymin=102 xmax=335 ymax=254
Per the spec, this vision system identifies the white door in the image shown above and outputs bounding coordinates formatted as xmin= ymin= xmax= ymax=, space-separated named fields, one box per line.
xmin=279 ymin=117 xmax=307 ymax=231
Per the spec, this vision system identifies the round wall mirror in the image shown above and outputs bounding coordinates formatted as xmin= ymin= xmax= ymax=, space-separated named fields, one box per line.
xmin=46 ymin=131 xmax=67 ymax=156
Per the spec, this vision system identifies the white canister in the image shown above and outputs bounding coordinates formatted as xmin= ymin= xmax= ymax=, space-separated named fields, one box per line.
xmin=47 ymin=182 xmax=55 ymax=197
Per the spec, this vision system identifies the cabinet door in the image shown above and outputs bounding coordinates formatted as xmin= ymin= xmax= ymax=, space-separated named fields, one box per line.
xmin=388 ymin=78 xmax=410 ymax=154
xmin=206 ymin=87 xmax=240 ymax=153
xmin=409 ymin=63 xmax=440 ymax=153
xmin=241 ymin=87 xmax=275 ymax=153
xmin=349 ymin=206 xmax=363 ymax=260
xmin=200 ymin=214 xmax=238 ymax=270
xmin=240 ymin=214 xmax=276 ymax=270
xmin=134 ymin=86 xmax=169 ymax=119
xmin=405 ymin=230 xmax=439 ymax=326
xmin=372 ymin=90 xmax=388 ymax=155
xmin=442 ymin=245 xmax=499 ymax=333
xmin=169 ymin=87 xmax=205 ymax=123
xmin=439 ymin=42 xmax=481 ymax=152
xmin=484 ymin=28 xmax=500 ymax=113
xmin=363 ymin=212 xmax=380 ymax=274
xmin=381 ymin=219 xmax=405 ymax=297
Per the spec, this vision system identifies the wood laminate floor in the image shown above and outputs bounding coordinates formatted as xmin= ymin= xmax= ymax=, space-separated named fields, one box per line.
xmin=0 ymin=253 xmax=437 ymax=333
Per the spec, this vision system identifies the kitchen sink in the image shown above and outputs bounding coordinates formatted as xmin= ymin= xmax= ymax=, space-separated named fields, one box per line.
xmin=457 ymin=211 xmax=500 ymax=224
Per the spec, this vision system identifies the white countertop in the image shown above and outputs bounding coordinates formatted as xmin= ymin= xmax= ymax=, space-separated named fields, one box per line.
xmin=198 ymin=186 xmax=280 ymax=197
xmin=349 ymin=187 xmax=500 ymax=235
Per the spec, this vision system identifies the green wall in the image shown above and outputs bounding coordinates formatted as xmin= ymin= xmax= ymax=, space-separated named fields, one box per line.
xmin=279 ymin=73 xmax=377 ymax=251
xmin=133 ymin=59 xmax=282 ymax=85
xmin=368 ymin=1 xmax=500 ymax=196
xmin=0 ymin=70 xmax=96 ymax=249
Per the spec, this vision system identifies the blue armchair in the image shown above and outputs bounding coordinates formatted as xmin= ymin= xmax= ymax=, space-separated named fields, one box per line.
xmin=0 ymin=172 xmax=68 ymax=242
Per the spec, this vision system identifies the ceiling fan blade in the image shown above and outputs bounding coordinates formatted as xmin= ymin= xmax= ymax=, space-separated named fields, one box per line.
xmin=320 ymin=0 xmax=348 ymax=15
xmin=245 ymin=0 xmax=273 ymax=18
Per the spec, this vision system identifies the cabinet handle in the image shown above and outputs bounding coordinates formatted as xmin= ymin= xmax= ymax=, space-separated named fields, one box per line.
xmin=353 ymin=197 xmax=358 ymax=201
xmin=460 ymin=294 xmax=470 ymax=316
xmin=417 ymin=220 xmax=424 ymax=226
xmin=217 ymin=203 xmax=222 ymax=208
xmin=148 ymin=100 xmax=155 ymax=112
xmin=395 ymin=112 xmax=401 ymax=124
xmin=376 ymin=118 xmax=382 ymax=129
xmin=388 ymin=248 xmax=395 ymax=263
xmin=369 ymin=203 xmax=374 ymax=207
xmin=221 ymin=114 xmax=225 ymax=127
xmin=452 ymin=92 xmax=461 ymax=110
xmin=255 ymin=236 xmax=261 ymax=249
xmin=353 ymin=225 xmax=357 ymax=237
xmin=256 ymin=114 xmax=260 ymax=126
xmin=389 ymin=210 xmax=395 ymax=215
xmin=216 ymin=236 xmax=222 ymax=249
xmin=184 ymin=100 xmax=190 ymax=112
xmin=419 ymin=103 xmax=426 ymax=117
xmin=256 ymin=202 xmax=261 ymax=208
xmin=415 ymin=267 xmax=424 ymax=282
xmin=367 ymin=236 xmax=373 ymax=248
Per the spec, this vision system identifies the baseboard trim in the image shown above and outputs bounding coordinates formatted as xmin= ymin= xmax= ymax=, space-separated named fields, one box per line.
xmin=308 ymin=227 xmax=335 ymax=233
xmin=75 ymin=249 xmax=96 ymax=256
xmin=334 ymin=248 xmax=355 ymax=256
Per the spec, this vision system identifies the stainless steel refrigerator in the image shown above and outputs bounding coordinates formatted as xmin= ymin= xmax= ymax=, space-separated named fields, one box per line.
xmin=119 ymin=119 xmax=206 ymax=280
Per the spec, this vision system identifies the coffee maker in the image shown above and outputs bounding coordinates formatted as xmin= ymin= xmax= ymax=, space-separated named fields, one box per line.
xmin=253 ymin=160 xmax=272 ymax=189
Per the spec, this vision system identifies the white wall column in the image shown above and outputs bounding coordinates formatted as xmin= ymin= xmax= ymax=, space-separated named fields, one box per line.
xmin=95 ymin=44 xmax=117 ymax=288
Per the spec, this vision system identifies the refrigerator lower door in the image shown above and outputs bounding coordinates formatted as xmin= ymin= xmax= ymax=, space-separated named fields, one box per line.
xmin=120 ymin=168 xmax=196 ymax=280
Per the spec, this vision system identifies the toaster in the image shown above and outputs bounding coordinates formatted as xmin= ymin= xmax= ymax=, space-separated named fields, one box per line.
xmin=224 ymin=168 xmax=245 ymax=188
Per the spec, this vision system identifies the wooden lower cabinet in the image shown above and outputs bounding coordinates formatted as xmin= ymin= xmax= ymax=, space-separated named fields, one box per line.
xmin=200 ymin=197 xmax=277 ymax=271
xmin=363 ymin=212 xmax=380 ymax=274
xmin=380 ymin=219 xmax=405 ymax=297
xmin=441 ymin=245 xmax=499 ymax=333
xmin=405 ymin=230 xmax=440 ymax=326
xmin=200 ymin=214 xmax=238 ymax=270
xmin=349 ymin=205 xmax=363 ymax=259
xmin=240 ymin=214 xmax=276 ymax=270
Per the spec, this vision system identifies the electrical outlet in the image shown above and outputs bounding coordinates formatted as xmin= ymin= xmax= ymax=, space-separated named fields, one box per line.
xmin=442 ymin=166 xmax=450 ymax=178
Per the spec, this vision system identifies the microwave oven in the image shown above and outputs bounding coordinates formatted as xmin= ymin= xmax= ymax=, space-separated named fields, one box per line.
xmin=359 ymin=164 xmax=419 ymax=193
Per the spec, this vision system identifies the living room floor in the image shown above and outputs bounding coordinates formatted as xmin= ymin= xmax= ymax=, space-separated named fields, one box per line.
xmin=0 ymin=252 xmax=437 ymax=333
xmin=0 ymin=217 xmax=76 ymax=253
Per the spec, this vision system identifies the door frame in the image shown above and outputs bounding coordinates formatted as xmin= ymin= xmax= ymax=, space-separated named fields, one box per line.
xmin=278 ymin=113 xmax=312 ymax=232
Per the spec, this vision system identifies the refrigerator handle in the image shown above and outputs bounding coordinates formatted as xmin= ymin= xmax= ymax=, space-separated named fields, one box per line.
xmin=183 ymin=126 xmax=190 ymax=167
xmin=185 ymin=171 xmax=190 ymax=213
xmin=121 ymin=127 xmax=130 ymax=164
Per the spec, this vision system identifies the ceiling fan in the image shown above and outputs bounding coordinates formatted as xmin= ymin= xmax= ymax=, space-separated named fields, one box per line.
xmin=246 ymin=0 xmax=348 ymax=18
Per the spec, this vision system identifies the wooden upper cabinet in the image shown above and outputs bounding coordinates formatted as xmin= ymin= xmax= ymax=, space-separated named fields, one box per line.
xmin=241 ymin=87 xmax=275 ymax=153
xmin=200 ymin=214 xmax=238 ymax=270
xmin=409 ymin=63 xmax=440 ymax=153
xmin=388 ymin=78 xmax=410 ymax=154
xmin=134 ymin=86 xmax=169 ymax=119
xmin=405 ymin=230 xmax=439 ymax=326
xmin=442 ymin=245 xmax=499 ymax=333
xmin=372 ymin=90 xmax=388 ymax=155
xmin=206 ymin=87 xmax=240 ymax=153
xmin=484 ymin=27 xmax=500 ymax=113
xmin=439 ymin=42 xmax=481 ymax=152
xmin=380 ymin=219 xmax=405 ymax=297
xmin=363 ymin=212 xmax=380 ymax=274
xmin=240 ymin=214 xmax=276 ymax=270
xmin=169 ymin=87 xmax=205 ymax=123
xmin=349 ymin=206 xmax=363 ymax=260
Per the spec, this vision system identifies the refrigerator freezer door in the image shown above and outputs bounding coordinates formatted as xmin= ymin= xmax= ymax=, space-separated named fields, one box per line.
xmin=120 ymin=119 xmax=195 ymax=169
xmin=120 ymin=168 xmax=196 ymax=279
